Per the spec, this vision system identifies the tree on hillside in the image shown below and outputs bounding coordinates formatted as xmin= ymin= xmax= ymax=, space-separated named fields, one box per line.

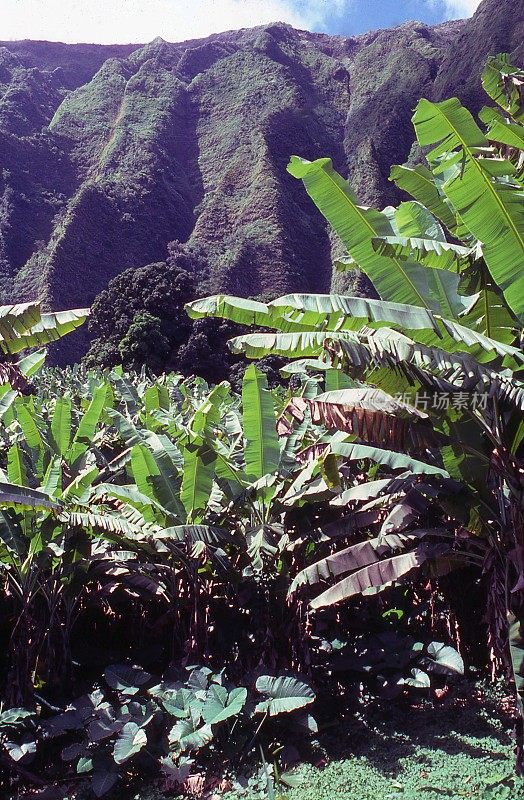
xmin=84 ymin=241 xmax=203 ymax=372
xmin=84 ymin=243 xmax=286 ymax=385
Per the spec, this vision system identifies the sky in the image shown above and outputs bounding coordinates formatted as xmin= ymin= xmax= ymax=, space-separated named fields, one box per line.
xmin=1 ymin=0 xmax=483 ymax=44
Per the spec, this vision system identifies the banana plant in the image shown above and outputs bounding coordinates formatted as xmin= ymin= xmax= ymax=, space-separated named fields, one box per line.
xmin=186 ymin=54 xmax=524 ymax=770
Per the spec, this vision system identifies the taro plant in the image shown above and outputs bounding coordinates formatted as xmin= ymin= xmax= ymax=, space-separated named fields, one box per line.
xmin=4 ymin=664 xmax=315 ymax=797
xmin=186 ymin=54 xmax=524 ymax=769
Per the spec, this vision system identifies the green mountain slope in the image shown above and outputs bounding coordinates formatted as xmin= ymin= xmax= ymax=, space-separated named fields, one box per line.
xmin=0 ymin=0 xmax=521 ymax=361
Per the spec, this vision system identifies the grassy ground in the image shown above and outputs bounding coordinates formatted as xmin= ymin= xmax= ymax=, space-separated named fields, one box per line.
xmin=217 ymin=681 xmax=523 ymax=800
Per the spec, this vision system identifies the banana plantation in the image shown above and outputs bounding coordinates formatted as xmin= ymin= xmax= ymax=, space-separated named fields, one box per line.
xmin=1 ymin=53 xmax=524 ymax=799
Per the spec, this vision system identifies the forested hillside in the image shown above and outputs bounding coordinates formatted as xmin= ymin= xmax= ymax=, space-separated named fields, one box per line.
xmin=0 ymin=0 xmax=523 ymax=362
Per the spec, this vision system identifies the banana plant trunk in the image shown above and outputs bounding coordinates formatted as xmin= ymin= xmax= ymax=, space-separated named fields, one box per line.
xmin=502 ymin=448 xmax=524 ymax=774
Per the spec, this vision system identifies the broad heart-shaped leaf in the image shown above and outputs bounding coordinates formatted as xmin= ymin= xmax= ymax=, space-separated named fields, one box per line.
xmin=4 ymin=737 xmax=37 ymax=761
xmin=160 ymin=755 xmax=194 ymax=783
xmin=77 ymin=756 xmax=93 ymax=774
xmin=202 ymin=685 xmax=247 ymax=725
xmin=422 ymin=642 xmax=464 ymax=675
xmin=104 ymin=664 xmax=151 ymax=695
xmin=160 ymin=688 xmax=200 ymax=719
xmin=113 ymin=722 xmax=148 ymax=764
xmin=91 ymin=768 xmax=119 ymax=798
xmin=242 ymin=365 xmax=280 ymax=479
xmin=168 ymin=718 xmax=213 ymax=753
xmin=403 ymin=668 xmax=431 ymax=689
xmin=0 ymin=708 xmax=34 ymax=727
xmin=254 ymin=675 xmax=315 ymax=716
xmin=413 ymin=97 xmax=524 ymax=323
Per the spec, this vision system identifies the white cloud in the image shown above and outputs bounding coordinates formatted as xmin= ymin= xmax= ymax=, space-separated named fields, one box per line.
xmin=1 ymin=0 xmax=339 ymax=44
xmin=436 ymin=0 xmax=482 ymax=19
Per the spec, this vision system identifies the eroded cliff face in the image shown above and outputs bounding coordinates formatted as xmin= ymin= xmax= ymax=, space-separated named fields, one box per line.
xmin=0 ymin=0 xmax=521 ymax=360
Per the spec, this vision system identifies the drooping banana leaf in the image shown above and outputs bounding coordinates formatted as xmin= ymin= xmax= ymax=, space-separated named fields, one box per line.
xmin=305 ymin=387 xmax=436 ymax=452
xmin=330 ymin=439 xmax=448 ymax=476
xmin=309 ymin=543 xmax=449 ymax=609
xmin=0 ymin=303 xmax=42 ymax=344
xmin=2 ymin=308 xmax=89 ymax=355
xmin=329 ymin=327 xmax=524 ymax=408
xmin=288 ymin=528 xmax=437 ymax=595
xmin=265 ymin=294 xmax=522 ymax=364
xmin=0 ymin=481 xmax=62 ymax=511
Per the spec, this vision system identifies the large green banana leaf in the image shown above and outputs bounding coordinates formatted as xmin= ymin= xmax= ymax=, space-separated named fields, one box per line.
xmin=0 ymin=303 xmax=41 ymax=344
xmin=330 ymin=440 xmax=448 ymax=476
xmin=51 ymin=397 xmax=72 ymax=457
xmin=373 ymin=236 xmax=472 ymax=272
xmin=69 ymin=383 xmax=109 ymax=463
xmin=389 ymin=164 xmax=458 ymax=232
xmin=413 ymin=97 xmax=524 ymax=322
xmin=330 ymin=327 xmax=524 ymax=408
xmin=480 ymin=107 xmax=524 ymax=151
xmin=181 ymin=442 xmax=216 ymax=523
xmin=242 ymin=365 xmax=280 ymax=480
xmin=188 ymin=293 xmax=522 ymax=365
xmin=1 ymin=308 xmax=89 ymax=354
xmin=481 ymin=53 xmax=524 ymax=123
xmin=287 ymin=156 xmax=453 ymax=311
